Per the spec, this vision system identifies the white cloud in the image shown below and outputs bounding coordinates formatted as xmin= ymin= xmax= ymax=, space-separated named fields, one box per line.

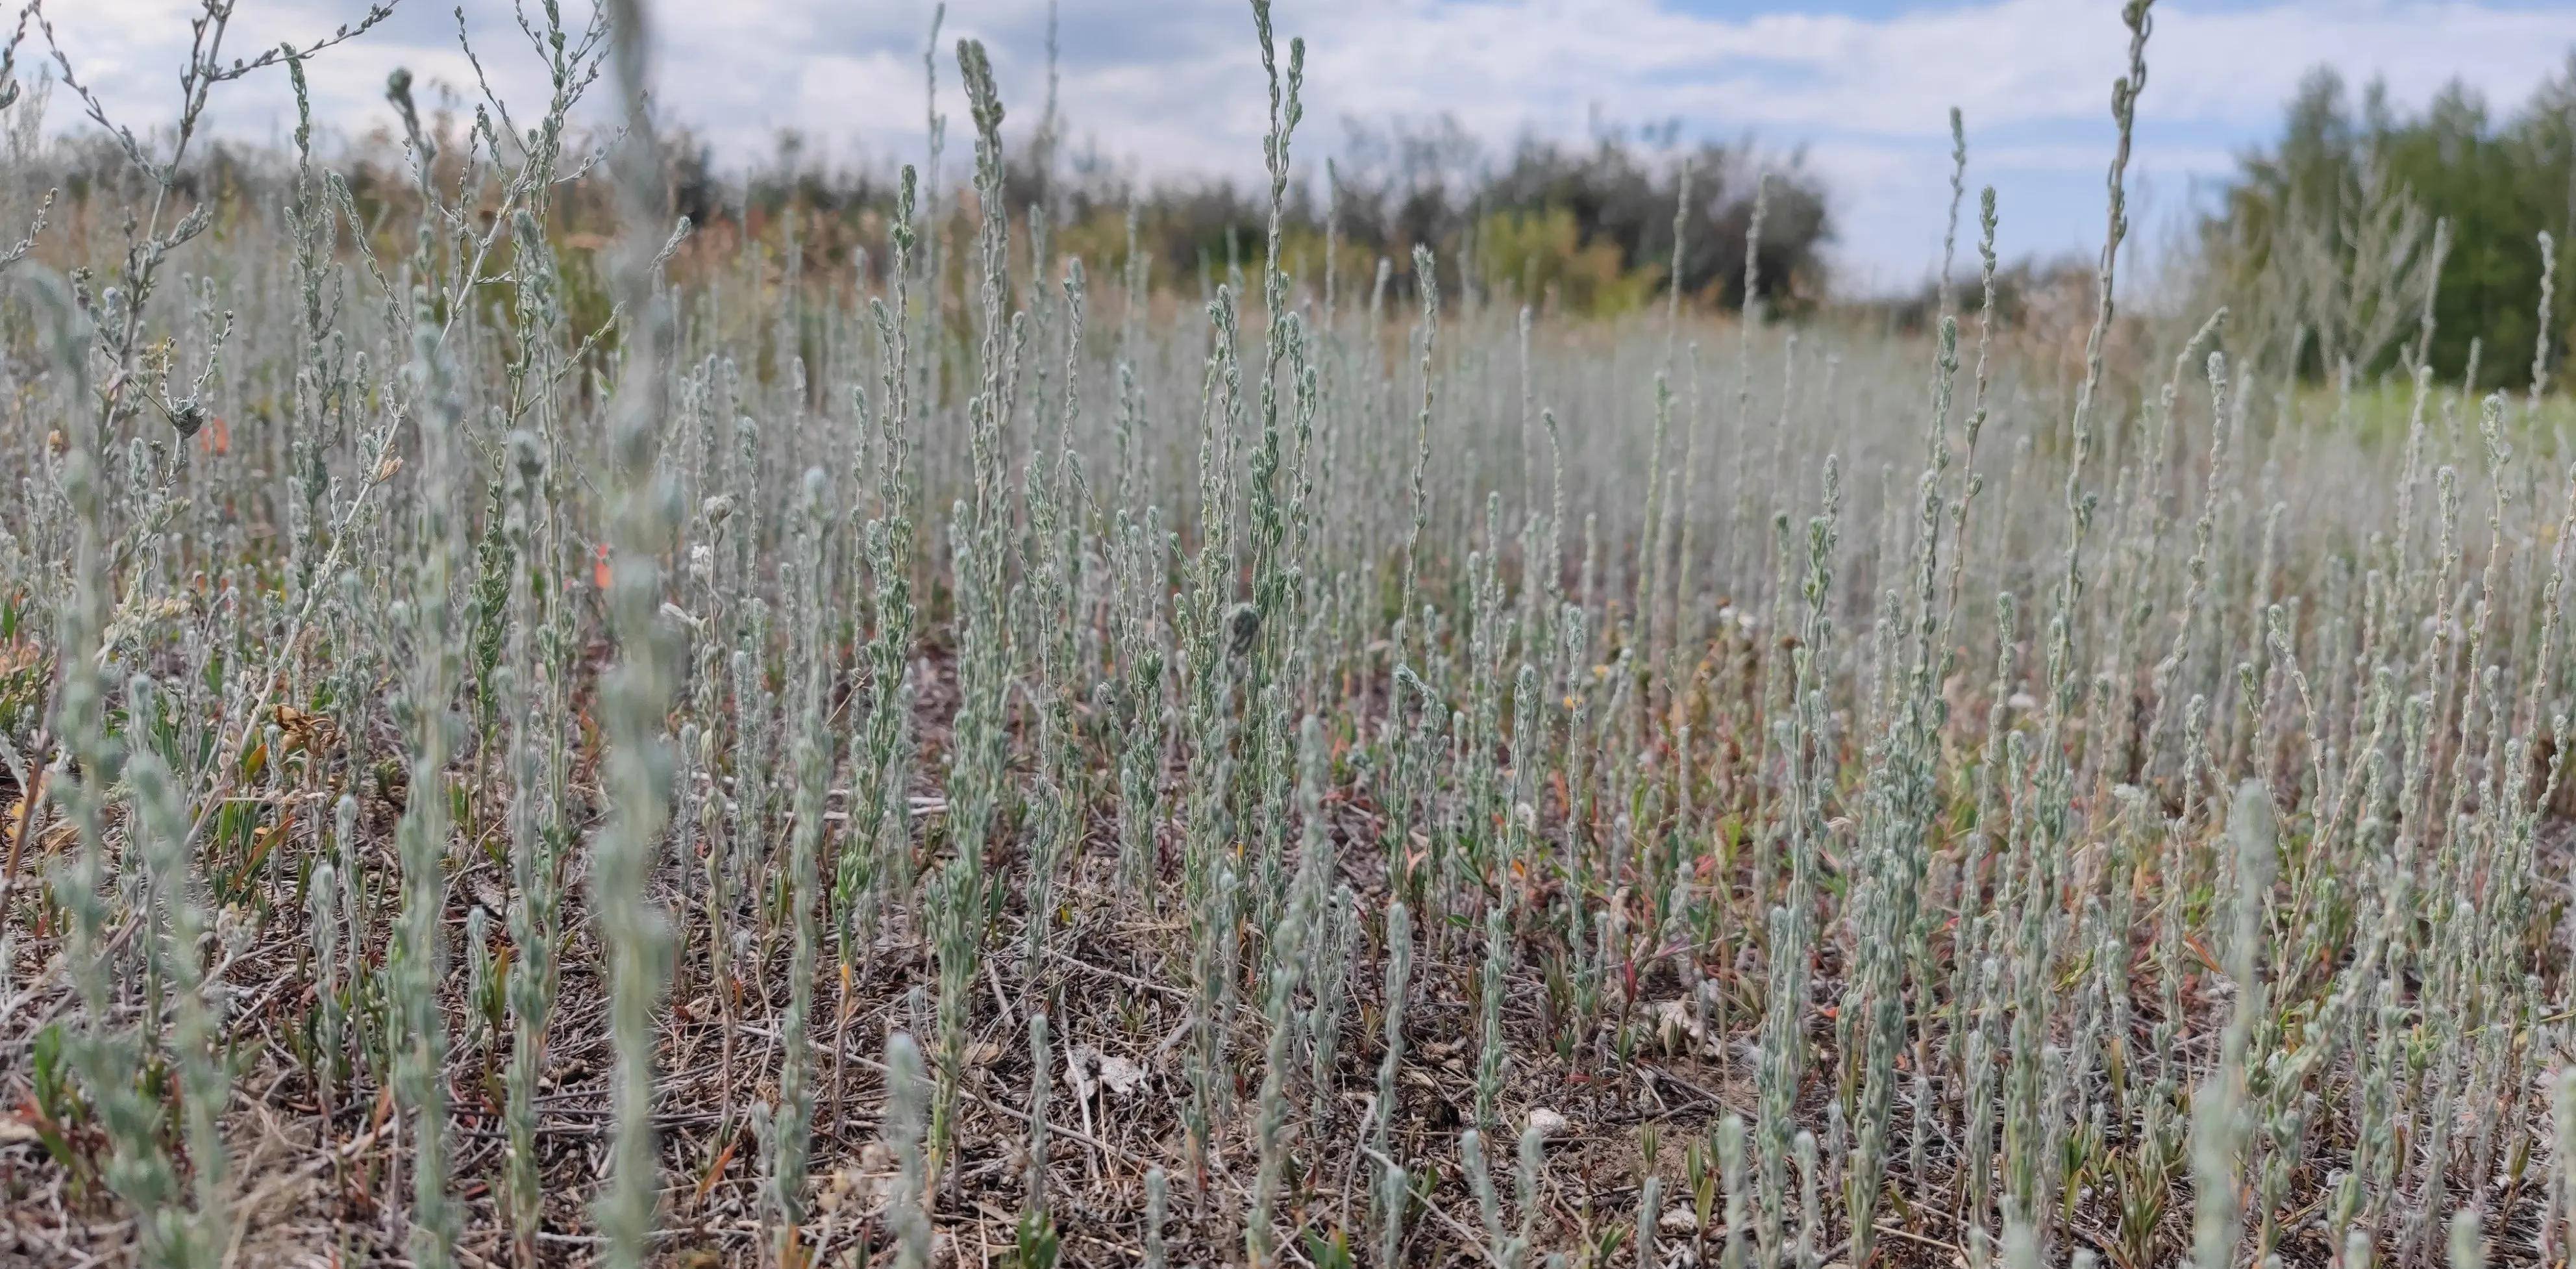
xmin=20 ymin=0 xmax=2574 ymax=286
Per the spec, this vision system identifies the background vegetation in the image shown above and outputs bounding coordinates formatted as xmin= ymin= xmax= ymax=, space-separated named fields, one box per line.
xmin=2195 ymin=55 xmax=2576 ymax=390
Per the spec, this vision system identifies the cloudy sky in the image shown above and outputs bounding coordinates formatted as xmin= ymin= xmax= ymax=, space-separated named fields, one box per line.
xmin=25 ymin=0 xmax=2576 ymax=290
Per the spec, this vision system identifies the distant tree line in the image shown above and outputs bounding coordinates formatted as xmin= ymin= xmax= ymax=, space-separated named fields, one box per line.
xmin=9 ymin=81 xmax=1831 ymax=323
xmin=687 ymin=114 xmax=1833 ymax=318
xmin=2196 ymin=55 xmax=2576 ymax=390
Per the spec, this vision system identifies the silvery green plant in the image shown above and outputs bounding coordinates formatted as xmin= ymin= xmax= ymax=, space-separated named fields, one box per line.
xmin=499 ymin=427 xmax=561 ymax=1267
xmin=1372 ymin=900 xmax=1415 ymax=1250
xmin=591 ymin=0 xmax=687 ymax=1261
xmin=884 ymin=1033 xmax=935 ymax=1269
xmin=768 ymin=469 xmax=835 ymax=1264
xmin=1463 ymin=1127 xmax=1532 ymax=1269
xmin=121 ymin=696 xmax=230 ymax=1268
xmin=1248 ymin=716 xmax=1333 ymax=1268
xmin=0 ymin=16 xmax=52 ymax=276
xmin=1476 ymin=902 xmax=1510 ymax=1132
xmin=1306 ymin=883 xmax=1357 ymax=1119
xmin=1145 ymin=1166 xmax=1170 ymax=1269
xmin=2192 ymin=782 xmax=2275 ymax=1269
xmin=388 ymin=275 xmax=465 ymax=1269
